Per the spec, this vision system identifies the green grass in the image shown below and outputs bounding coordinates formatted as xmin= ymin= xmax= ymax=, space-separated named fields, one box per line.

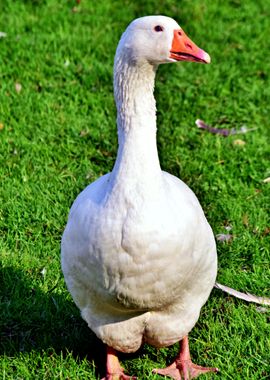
xmin=1 ymin=0 xmax=270 ymax=378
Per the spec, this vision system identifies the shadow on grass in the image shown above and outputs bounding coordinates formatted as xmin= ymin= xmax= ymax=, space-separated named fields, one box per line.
xmin=0 ymin=266 xmax=223 ymax=377
xmin=0 ymin=266 xmax=108 ymax=378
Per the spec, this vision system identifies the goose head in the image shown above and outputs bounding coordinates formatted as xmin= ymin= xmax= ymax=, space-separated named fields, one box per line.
xmin=116 ymin=15 xmax=210 ymax=66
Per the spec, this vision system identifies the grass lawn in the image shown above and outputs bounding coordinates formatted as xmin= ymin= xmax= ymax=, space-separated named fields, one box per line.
xmin=0 ymin=0 xmax=269 ymax=378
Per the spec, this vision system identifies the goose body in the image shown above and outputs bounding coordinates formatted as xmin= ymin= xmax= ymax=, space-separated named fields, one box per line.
xmin=61 ymin=15 xmax=218 ymax=378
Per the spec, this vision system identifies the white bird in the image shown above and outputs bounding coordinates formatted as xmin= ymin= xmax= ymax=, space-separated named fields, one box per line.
xmin=61 ymin=15 xmax=218 ymax=380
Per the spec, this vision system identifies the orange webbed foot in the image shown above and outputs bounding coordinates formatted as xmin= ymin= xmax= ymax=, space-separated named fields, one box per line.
xmin=101 ymin=346 xmax=137 ymax=380
xmin=152 ymin=336 xmax=218 ymax=379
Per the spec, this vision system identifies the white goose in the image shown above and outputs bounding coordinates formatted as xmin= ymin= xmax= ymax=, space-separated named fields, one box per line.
xmin=61 ymin=15 xmax=218 ymax=380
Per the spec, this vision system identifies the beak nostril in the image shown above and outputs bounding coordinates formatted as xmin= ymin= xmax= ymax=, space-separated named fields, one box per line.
xmin=185 ymin=42 xmax=193 ymax=50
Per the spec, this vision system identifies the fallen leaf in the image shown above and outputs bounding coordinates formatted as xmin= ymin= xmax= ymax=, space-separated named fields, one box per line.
xmin=196 ymin=119 xmax=231 ymax=136
xmin=40 ymin=268 xmax=47 ymax=278
xmin=0 ymin=32 xmax=7 ymax=38
xmin=15 ymin=82 xmax=22 ymax=93
xmin=80 ymin=130 xmax=88 ymax=137
xmin=215 ymin=282 xmax=270 ymax=306
xmin=64 ymin=59 xmax=70 ymax=67
xmin=256 ymin=306 xmax=269 ymax=313
xmin=242 ymin=213 xmax=249 ymax=227
xmin=195 ymin=119 xmax=257 ymax=136
xmin=253 ymin=227 xmax=259 ymax=235
xmin=233 ymin=139 xmax=246 ymax=146
xmin=263 ymin=177 xmax=270 ymax=183
xmin=263 ymin=227 xmax=270 ymax=236
xmin=216 ymin=233 xmax=233 ymax=243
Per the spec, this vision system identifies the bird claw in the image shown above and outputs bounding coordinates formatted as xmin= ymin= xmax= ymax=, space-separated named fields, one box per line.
xmin=152 ymin=336 xmax=218 ymax=380
xmin=153 ymin=360 xmax=219 ymax=380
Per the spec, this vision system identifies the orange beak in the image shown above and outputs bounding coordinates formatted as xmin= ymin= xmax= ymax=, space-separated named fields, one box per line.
xmin=170 ymin=29 xmax=210 ymax=64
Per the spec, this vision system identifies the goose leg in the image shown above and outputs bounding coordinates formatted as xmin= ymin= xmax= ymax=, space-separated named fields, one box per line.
xmin=101 ymin=346 xmax=137 ymax=380
xmin=152 ymin=336 xmax=218 ymax=379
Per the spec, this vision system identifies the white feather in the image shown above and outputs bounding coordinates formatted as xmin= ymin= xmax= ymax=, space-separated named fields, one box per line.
xmin=61 ymin=15 xmax=217 ymax=353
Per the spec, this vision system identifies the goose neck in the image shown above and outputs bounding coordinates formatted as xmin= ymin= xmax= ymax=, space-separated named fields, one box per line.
xmin=110 ymin=56 xmax=162 ymax=190
xmin=114 ymin=57 xmax=157 ymax=133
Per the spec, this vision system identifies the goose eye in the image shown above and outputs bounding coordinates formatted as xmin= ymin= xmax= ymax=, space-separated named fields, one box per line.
xmin=154 ymin=25 xmax=164 ymax=32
